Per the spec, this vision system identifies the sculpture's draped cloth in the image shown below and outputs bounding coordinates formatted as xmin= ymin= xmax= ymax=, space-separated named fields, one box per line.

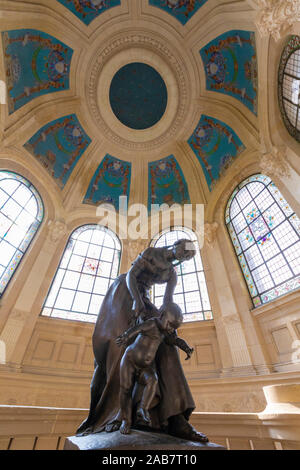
xmin=78 ymin=254 xmax=195 ymax=434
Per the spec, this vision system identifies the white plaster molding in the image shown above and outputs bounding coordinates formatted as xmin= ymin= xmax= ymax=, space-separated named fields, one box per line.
xmin=256 ymin=0 xmax=300 ymax=41
xmin=259 ymin=146 xmax=291 ymax=179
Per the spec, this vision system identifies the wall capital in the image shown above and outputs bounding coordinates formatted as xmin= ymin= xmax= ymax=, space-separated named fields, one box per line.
xmin=204 ymin=222 xmax=219 ymax=246
xmin=255 ymin=0 xmax=300 ymax=41
xmin=259 ymin=146 xmax=291 ymax=179
xmin=47 ymin=219 xmax=68 ymax=244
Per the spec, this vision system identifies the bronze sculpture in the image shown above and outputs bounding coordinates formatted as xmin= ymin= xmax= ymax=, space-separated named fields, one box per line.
xmin=77 ymin=238 xmax=209 ymax=443
xmin=116 ymin=302 xmax=194 ymax=435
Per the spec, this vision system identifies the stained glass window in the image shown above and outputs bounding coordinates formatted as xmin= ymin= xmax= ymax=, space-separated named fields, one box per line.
xmin=151 ymin=227 xmax=213 ymax=322
xmin=0 ymin=171 xmax=43 ymax=296
xmin=278 ymin=35 xmax=300 ymax=142
xmin=225 ymin=174 xmax=300 ymax=307
xmin=41 ymin=225 xmax=121 ymax=322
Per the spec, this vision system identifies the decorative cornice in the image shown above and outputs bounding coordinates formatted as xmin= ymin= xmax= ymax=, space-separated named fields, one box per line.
xmin=87 ymin=31 xmax=188 ymax=150
xmin=256 ymin=0 xmax=300 ymax=41
xmin=259 ymin=146 xmax=291 ymax=179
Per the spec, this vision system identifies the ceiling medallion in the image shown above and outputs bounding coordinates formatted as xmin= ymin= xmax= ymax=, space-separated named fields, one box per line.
xmin=87 ymin=31 xmax=189 ymax=150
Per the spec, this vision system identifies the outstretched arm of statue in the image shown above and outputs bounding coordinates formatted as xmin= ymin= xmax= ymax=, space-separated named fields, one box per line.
xmin=164 ymin=332 xmax=194 ymax=360
xmin=126 ymin=263 xmax=146 ymax=319
xmin=175 ymin=337 xmax=194 ymax=360
xmin=116 ymin=319 xmax=157 ymax=346
xmin=163 ymin=268 xmax=177 ymax=305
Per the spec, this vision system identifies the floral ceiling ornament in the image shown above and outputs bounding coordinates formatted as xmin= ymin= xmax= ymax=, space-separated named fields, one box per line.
xmin=255 ymin=0 xmax=300 ymax=41
xmin=259 ymin=146 xmax=291 ymax=179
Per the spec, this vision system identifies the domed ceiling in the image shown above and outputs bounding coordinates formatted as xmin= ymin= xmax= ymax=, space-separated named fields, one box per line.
xmin=0 ymin=0 xmax=260 ymax=212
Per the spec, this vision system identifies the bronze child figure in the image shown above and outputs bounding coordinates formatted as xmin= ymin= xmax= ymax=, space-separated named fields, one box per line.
xmin=115 ymin=302 xmax=194 ymax=435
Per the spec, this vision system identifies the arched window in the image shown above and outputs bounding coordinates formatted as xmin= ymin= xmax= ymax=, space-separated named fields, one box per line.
xmin=226 ymin=174 xmax=300 ymax=307
xmin=41 ymin=225 xmax=121 ymax=322
xmin=0 ymin=170 xmax=43 ymax=296
xmin=151 ymin=227 xmax=213 ymax=322
xmin=278 ymin=35 xmax=300 ymax=142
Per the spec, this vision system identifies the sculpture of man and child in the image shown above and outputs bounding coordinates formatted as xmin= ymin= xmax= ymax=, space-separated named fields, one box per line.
xmin=77 ymin=238 xmax=208 ymax=443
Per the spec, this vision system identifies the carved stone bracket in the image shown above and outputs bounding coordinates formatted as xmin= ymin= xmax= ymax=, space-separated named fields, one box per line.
xmin=259 ymin=146 xmax=291 ymax=179
xmin=204 ymin=222 xmax=219 ymax=246
xmin=47 ymin=219 xmax=68 ymax=244
xmin=255 ymin=0 xmax=300 ymax=41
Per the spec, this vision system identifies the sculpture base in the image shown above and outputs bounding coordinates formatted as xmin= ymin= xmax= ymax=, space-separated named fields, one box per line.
xmin=64 ymin=429 xmax=225 ymax=450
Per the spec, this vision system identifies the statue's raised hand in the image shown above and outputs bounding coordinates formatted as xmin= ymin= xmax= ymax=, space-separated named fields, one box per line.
xmin=185 ymin=347 xmax=194 ymax=361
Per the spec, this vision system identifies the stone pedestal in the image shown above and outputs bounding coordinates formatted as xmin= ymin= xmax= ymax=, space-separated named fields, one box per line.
xmin=64 ymin=429 xmax=225 ymax=450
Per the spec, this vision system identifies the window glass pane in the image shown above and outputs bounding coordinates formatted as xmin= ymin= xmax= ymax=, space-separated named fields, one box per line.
xmin=78 ymin=273 xmax=95 ymax=293
xmin=55 ymin=288 xmax=75 ymax=310
xmin=267 ymin=254 xmax=292 ymax=284
xmin=23 ymin=196 xmax=38 ymax=218
xmin=11 ymin=185 xmax=32 ymax=207
xmin=244 ymin=244 xmax=264 ymax=270
xmin=226 ymin=173 xmax=300 ymax=306
xmin=279 ymin=37 xmax=300 ymax=142
xmin=0 ymin=188 xmax=9 ymax=208
xmin=5 ymin=224 xmax=26 ymax=249
xmin=72 ymin=291 xmax=91 ymax=313
xmin=61 ymin=270 xmax=80 ymax=290
xmin=238 ymin=226 xmax=255 ymax=250
xmin=41 ymin=225 xmax=121 ymax=322
xmin=258 ymin=234 xmax=280 ymax=261
xmin=272 ymin=221 xmax=298 ymax=250
xmin=0 ymin=179 xmax=20 ymax=195
xmin=263 ymin=203 xmax=285 ymax=229
xmin=284 ymin=241 xmax=300 ymax=275
xmin=236 ymin=186 xmax=252 ymax=209
xmin=285 ymin=48 xmax=300 ymax=78
xmin=2 ymin=198 xmax=22 ymax=221
xmin=232 ymin=212 xmax=247 ymax=233
xmin=151 ymin=227 xmax=212 ymax=322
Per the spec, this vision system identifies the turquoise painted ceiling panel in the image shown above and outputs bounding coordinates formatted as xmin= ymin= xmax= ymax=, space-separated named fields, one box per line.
xmin=83 ymin=155 xmax=131 ymax=210
xmin=57 ymin=0 xmax=120 ymax=25
xmin=149 ymin=1 xmax=208 ymax=25
xmin=188 ymin=115 xmax=245 ymax=191
xmin=2 ymin=30 xmax=73 ymax=114
xmin=148 ymin=155 xmax=190 ymax=211
xmin=200 ymin=30 xmax=258 ymax=114
xmin=24 ymin=114 xmax=91 ymax=188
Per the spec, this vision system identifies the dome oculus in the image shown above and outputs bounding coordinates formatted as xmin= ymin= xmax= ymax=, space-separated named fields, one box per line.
xmin=109 ymin=62 xmax=168 ymax=130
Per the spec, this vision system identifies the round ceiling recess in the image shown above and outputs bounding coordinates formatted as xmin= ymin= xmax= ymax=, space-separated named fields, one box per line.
xmin=109 ymin=62 xmax=168 ymax=130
